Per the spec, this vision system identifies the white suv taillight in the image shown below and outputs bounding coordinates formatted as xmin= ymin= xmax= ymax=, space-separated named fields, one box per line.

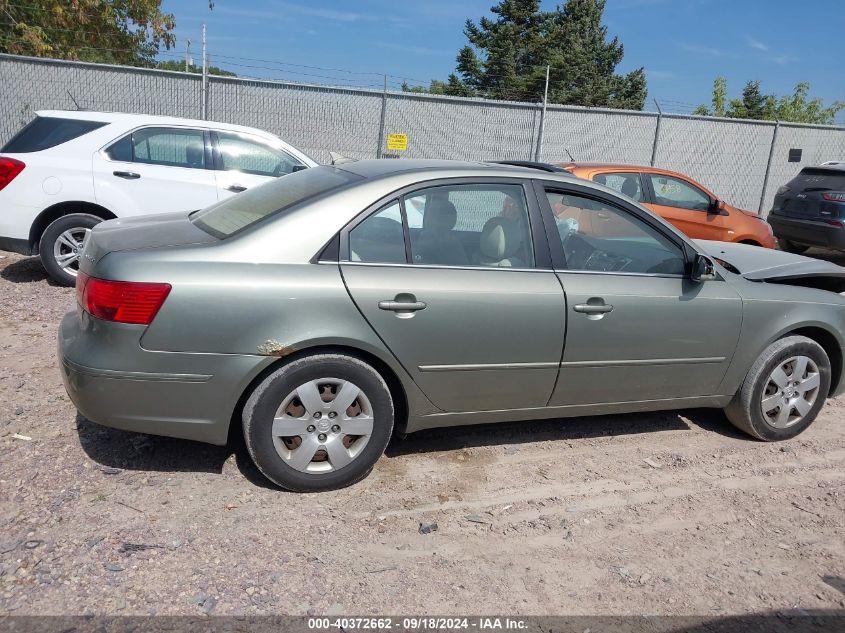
xmin=0 ymin=157 xmax=25 ymax=191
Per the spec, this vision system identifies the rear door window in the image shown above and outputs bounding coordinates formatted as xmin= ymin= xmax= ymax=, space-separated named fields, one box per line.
xmin=592 ymin=172 xmax=644 ymax=202
xmin=125 ymin=127 xmax=207 ymax=169
xmin=1 ymin=116 xmax=107 ymax=153
xmin=405 ymin=183 xmax=535 ymax=268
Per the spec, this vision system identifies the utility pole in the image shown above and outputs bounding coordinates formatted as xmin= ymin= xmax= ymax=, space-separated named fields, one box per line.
xmin=201 ymin=25 xmax=208 ymax=120
xmin=533 ymin=65 xmax=550 ymax=161
xmin=185 ymin=39 xmax=191 ymax=72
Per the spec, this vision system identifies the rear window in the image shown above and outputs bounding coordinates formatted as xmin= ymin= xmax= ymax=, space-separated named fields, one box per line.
xmin=788 ymin=167 xmax=845 ymax=192
xmin=1 ymin=116 xmax=107 ymax=153
xmin=192 ymin=166 xmax=361 ymax=238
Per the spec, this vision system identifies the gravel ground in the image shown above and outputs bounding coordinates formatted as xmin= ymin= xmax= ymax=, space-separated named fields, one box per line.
xmin=1 ymin=250 xmax=844 ymax=617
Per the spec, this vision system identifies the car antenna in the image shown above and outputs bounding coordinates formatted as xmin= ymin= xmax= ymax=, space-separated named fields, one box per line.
xmin=564 ymin=148 xmax=575 ymax=164
xmin=66 ymin=89 xmax=82 ymax=110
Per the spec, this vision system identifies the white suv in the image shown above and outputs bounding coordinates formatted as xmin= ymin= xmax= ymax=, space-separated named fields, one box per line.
xmin=0 ymin=111 xmax=318 ymax=285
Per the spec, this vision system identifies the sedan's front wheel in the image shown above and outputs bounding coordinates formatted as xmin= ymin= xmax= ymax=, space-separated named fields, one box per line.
xmin=242 ymin=354 xmax=394 ymax=491
xmin=724 ymin=335 xmax=830 ymax=441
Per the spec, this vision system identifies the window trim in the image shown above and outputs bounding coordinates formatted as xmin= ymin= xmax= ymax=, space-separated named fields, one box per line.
xmin=338 ymin=177 xmax=552 ymax=270
xmin=210 ymin=130 xmax=305 ymax=176
xmin=643 ymin=172 xmax=714 ymax=212
xmin=532 ymin=179 xmax=694 ymax=277
xmin=102 ymin=125 xmax=213 ymax=171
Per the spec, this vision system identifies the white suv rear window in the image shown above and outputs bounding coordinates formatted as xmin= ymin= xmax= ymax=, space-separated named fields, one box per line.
xmin=1 ymin=116 xmax=107 ymax=153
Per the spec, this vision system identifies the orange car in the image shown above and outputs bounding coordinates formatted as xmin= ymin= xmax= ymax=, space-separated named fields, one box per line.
xmin=561 ymin=163 xmax=776 ymax=248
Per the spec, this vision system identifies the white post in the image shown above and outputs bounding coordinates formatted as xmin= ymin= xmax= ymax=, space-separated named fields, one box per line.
xmin=201 ymin=24 xmax=208 ymax=120
xmin=534 ymin=65 xmax=550 ymax=161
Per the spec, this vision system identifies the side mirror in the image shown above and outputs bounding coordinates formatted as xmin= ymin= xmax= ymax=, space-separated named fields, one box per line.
xmin=690 ymin=254 xmax=717 ymax=282
xmin=708 ymin=199 xmax=729 ymax=215
xmin=291 ymin=164 xmax=308 ymax=173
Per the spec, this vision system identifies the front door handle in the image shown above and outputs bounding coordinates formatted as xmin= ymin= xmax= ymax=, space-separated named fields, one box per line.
xmin=573 ymin=299 xmax=614 ymax=319
xmin=378 ymin=300 xmax=427 ymax=312
xmin=573 ymin=303 xmax=613 ymax=314
xmin=113 ymin=171 xmax=140 ymax=180
xmin=226 ymin=184 xmax=247 ymax=193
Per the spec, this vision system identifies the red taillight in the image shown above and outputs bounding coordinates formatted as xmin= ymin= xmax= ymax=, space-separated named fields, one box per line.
xmin=76 ymin=272 xmax=171 ymax=325
xmin=0 ymin=157 xmax=25 ymax=191
xmin=822 ymin=192 xmax=845 ymax=202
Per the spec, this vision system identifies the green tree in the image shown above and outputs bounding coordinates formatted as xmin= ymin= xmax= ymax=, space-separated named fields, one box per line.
xmin=694 ymin=78 xmax=843 ymax=124
xmin=693 ymin=77 xmax=727 ymax=117
xmin=401 ymin=74 xmax=475 ymax=97
xmin=0 ymin=0 xmax=176 ymax=64
xmin=153 ymin=59 xmax=236 ymax=77
xmin=428 ymin=0 xmax=645 ymax=108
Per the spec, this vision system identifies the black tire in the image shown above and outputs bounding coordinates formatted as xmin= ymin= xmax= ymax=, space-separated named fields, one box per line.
xmin=724 ymin=335 xmax=830 ymax=441
xmin=39 ymin=213 xmax=102 ymax=286
xmin=242 ymin=354 xmax=394 ymax=492
xmin=778 ymin=238 xmax=809 ymax=254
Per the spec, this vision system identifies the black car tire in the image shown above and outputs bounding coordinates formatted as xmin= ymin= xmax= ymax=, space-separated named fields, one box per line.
xmin=724 ymin=335 xmax=830 ymax=441
xmin=778 ymin=238 xmax=809 ymax=254
xmin=242 ymin=354 xmax=394 ymax=492
xmin=39 ymin=213 xmax=102 ymax=286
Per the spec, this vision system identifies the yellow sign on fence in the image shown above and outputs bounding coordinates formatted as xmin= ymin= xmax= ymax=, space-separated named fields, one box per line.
xmin=386 ymin=133 xmax=408 ymax=151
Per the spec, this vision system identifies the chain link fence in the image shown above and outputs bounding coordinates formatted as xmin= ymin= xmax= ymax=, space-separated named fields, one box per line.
xmin=2 ymin=53 xmax=844 ymax=215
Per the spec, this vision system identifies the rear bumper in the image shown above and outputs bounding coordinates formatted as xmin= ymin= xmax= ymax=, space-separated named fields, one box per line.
xmin=58 ymin=311 xmax=272 ymax=445
xmin=768 ymin=214 xmax=845 ymax=249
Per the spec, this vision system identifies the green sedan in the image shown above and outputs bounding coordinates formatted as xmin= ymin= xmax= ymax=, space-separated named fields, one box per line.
xmin=59 ymin=160 xmax=845 ymax=491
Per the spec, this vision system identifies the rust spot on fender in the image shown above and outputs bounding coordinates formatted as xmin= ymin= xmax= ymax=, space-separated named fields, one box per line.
xmin=257 ymin=339 xmax=296 ymax=357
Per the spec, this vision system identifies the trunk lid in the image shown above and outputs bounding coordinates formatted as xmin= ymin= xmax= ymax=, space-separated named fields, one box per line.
xmin=772 ymin=166 xmax=845 ymax=219
xmin=81 ymin=212 xmax=217 ymax=271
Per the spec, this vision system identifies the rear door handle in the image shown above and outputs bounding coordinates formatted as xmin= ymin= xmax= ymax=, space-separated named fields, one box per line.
xmin=113 ymin=171 xmax=140 ymax=180
xmin=573 ymin=303 xmax=613 ymax=314
xmin=378 ymin=300 xmax=427 ymax=312
xmin=226 ymin=184 xmax=247 ymax=193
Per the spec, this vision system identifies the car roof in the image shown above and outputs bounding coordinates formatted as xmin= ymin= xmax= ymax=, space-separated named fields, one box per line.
xmin=337 ymin=159 xmax=582 ymax=182
xmin=563 ymin=162 xmax=656 ymax=171
xmin=33 ymin=109 xmax=279 ymax=138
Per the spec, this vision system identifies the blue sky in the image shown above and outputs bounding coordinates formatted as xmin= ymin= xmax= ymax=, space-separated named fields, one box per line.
xmin=160 ymin=0 xmax=845 ymax=122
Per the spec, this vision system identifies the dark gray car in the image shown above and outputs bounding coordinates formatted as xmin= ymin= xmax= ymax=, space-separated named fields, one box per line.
xmin=58 ymin=160 xmax=845 ymax=491
xmin=768 ymin=164 xmax=845 ymax=252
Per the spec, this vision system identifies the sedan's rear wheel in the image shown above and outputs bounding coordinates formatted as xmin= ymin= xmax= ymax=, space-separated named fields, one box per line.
xmin=242 ymin=354 xmax=394 ymax=491
xmin=724 ymin=335 xmax=830 ymax=441
xmin=778 ymin=238 xmax=809 ymax=254
xmin=39 ymin=214 xmax=102 ymax=286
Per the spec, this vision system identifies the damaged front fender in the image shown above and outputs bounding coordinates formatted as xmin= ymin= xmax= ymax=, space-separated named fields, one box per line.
xmin=696 ymin=240 xmax=845 ymax=293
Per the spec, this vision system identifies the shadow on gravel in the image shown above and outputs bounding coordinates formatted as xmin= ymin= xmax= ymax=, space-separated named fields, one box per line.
xmin=75 ymin=414 xmax=277 ymax=490
xmin=385 ymin=407 xmax=743 ymax=457
xmin=75 ymin=408 xmax=745 ymax=485
xmin=0 ymin=256 xmax=61 ymax=285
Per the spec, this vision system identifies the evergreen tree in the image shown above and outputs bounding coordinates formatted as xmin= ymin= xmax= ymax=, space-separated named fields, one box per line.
xmin=410 ymin=0 xmax=646 ymax=109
